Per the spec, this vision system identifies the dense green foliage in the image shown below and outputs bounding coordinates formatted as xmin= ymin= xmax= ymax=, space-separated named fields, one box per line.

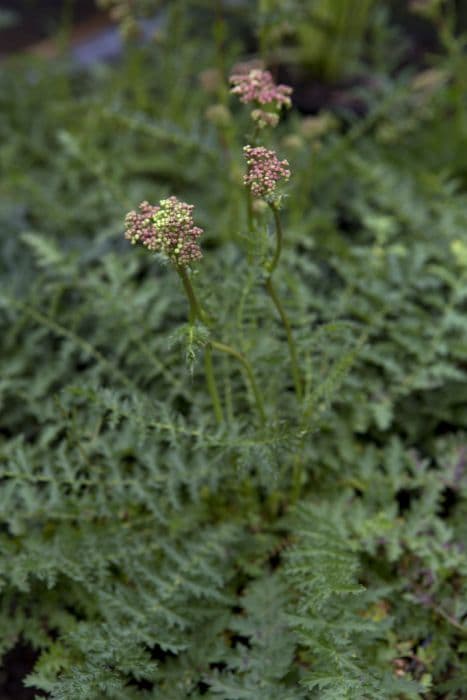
xmin=0 ymin=2 xmax=466 ymax=698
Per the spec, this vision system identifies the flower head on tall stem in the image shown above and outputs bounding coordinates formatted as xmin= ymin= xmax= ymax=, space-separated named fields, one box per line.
xmin=125 ymin=197 xmax=203 ymax=266
xmin=230 ymin=68 xmax=292 ymax=110
xmin=243 ymin=146 xmax=291 ymax=201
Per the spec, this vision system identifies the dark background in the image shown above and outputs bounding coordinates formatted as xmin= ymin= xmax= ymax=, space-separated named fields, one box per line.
xmin=2 ymin=0 xmax=467 ymax=58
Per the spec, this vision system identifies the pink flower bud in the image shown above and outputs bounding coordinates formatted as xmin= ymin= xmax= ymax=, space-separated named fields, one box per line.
xmin=243 ymin=146 xmax=291 ymax=200
xmin=230 ymin=69 xmax=292 ymax=110
xmin=251 ymin=109 xmax=280 ymax=129
xmin=125 ymin=197 xmax=203 ymax=266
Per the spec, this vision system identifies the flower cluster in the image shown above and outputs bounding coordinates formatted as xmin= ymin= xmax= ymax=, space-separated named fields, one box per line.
xmin=251 ymin=109 xmax=280 ymax=129
xmin=243 ymin=145 xmax=290 ymax=200
xmin=125 ymin=197 xmax=203 ymax=266
xmin=230 ymin=69 xmax=292 ymax=110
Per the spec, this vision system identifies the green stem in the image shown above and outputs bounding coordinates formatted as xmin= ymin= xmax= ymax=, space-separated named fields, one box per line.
xmin=291 ymin=452 xmax=304 ymax=504
xmin=265 ymin=203 xmax=303 ymax=400
xmin=177 ymin=266 xmax=206 ymax=324
xmin=177 ymin=268 xmax=265 ymax=426
xmin=210 ymin=340 xmax=266 ymax=426
xmin=268 ymin=202 xmax=283 ymax=275
xmin=265 ymin=278 xmax=303 ymax=400
xmin=176 ymin=267 xmax=223 ymax=423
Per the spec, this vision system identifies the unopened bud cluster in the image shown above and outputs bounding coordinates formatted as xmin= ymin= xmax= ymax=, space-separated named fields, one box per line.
xmin=230 ymin=69 xmax=292 ymax=110
xmin=243 ymin=145 xmax=291 ymax=200
xmin=251 ymin=109 xmax=280 ymax=129
xmin=125 ymin=196 xmax=203 ymax=266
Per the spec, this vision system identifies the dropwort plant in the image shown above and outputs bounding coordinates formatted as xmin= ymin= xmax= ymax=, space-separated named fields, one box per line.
xmin=125 ymin=196 xmax=266 ymax=426
xmin=124 ymin=68 xmax=302 ymax=432
xmin=3 ymin=12 xmax=467 ymax=695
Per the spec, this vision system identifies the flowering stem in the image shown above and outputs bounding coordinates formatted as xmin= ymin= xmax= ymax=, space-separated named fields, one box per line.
xmin=265 ymin=203 xmax=303 ymax=400
xmin=177 ymin=266 xmax=206 ymax=324
xmin=251 ymin=123 xmax=261 ymax=146
xmin=246 ymin=188 xmax=255 ymax=236
xmin=265 ymin=278 xmax=302 ymax=400
xmin=177 ymin=267 xmax=223 ymax=423
xmin=210 ymin=340 xmax=266 ymax=426
xmin=177 ymin=267 xmax=264 ymax=425
xmin=268 ymin=202 xmax=283 ymax=275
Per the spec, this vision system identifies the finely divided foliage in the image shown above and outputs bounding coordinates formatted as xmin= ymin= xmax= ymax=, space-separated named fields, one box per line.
xmin=0 ymin=3 xmax=466 ymax=699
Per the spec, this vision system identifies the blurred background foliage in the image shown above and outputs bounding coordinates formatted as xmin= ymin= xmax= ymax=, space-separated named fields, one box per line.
xmin=0 ymin=1 xmax=467 ymax=698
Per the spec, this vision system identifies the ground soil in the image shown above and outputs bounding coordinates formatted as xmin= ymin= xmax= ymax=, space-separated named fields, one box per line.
xmin=0 ymin=644 xmax=46 ymax=699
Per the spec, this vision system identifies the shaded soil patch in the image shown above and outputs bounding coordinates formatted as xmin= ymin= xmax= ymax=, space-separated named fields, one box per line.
xmin=0 ymin=643 xmax=47 ymax=700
